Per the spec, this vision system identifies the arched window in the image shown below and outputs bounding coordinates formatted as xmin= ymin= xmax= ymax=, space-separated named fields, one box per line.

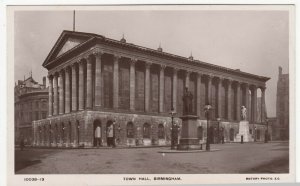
xmin=61 ymin=123 xmax=65 ymax=143
xmin=257 ymin=129 xmax=261 ymax=140
xmin=158 ymin=124 xmax=165 ymax=139
xmin=69 ymin=122 xmax=72 ymax=143
xmin=197 ymin=126 xmax=203 ymax=140
xmin=127 ymin=122 xmax=134 ymax=138
xmin=143 ymin=123 xmax=151 ymax=138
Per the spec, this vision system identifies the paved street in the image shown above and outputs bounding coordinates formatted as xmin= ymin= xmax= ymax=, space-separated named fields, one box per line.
xmin=15 ymin=142 xmax=289 ymax=174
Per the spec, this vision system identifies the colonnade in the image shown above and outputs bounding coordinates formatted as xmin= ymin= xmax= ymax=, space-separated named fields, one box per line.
xmin=48 ymin=51 xmax=266 ymax=123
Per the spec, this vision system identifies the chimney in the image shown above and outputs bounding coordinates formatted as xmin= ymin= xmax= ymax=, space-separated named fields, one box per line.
xmin=43 ymin=76 xmax=46 ymax=86
xmin=279 ymin=66 xmax=282 ymax=76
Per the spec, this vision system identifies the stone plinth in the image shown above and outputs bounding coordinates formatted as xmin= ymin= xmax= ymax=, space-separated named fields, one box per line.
xmin=177 ymin=115 xmax=201 ymax=150
xmin=235 ymin=120 xmax=252 ymax=142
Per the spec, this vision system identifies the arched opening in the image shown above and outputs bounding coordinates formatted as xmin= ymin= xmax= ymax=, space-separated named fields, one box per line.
xmin=197 ymin=126 xmax=203 ymax=140
xmin=229 ymin=128 xmax=235 ymax=141
xmin=143 ymin=123 xmax=151 ymax=139
xmin=106 ymin=120 xmax=115 ymax=147
xmin=54 ymin=124 xmax=58 ymax=144
xmin=256 ymin=129 xmax=261 ymax=140
xmin=76 ymin=121 xmax=80 ymax=146
xmin=61 ymin=123 xmax=65 ymax=144
xmin=49 ymin=124 xmax=52 ymax=144
xmin=158 ymin=124 xmax=165 ymax=139
xmin=126 ymin=122 xmax=134 ymax=138
xmin=43 ymin=125 xmax=46 ymax=144
xmin=38 ymin=126 xmax=42 ymax=144
xmin=93 ymin=120 xmax=102 ymax=147
xmin=68 ymin=122 xmax=72 ymax=145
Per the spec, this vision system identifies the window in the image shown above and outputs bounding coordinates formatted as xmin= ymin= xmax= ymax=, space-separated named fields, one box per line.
xmin=35 ymin=111 xmax=39 ymax=120
xmin=126 ymin=122 xmax=134 ymax=138
xmin=143 ymin=123 xmax=151 ymax=138
xmin=42 ymin=112 xmax=47 ymax=119
xmin=35 ymin=101 xmax=39 ymax=108
xmin=158 ymin=124 xmax=165 ymax=139
xmin=197 ymin=126 xmax=203 ymax=140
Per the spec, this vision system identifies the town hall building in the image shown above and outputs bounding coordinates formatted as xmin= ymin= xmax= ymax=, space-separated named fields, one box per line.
xmin=32 ymin=30 xmax=269 ymax=148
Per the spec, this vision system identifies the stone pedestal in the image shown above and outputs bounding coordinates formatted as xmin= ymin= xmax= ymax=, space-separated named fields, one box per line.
xmin=177 ymin=115 xmax=201 ymax=150
xmin=235 ymin=120 xmax=252 ymax=142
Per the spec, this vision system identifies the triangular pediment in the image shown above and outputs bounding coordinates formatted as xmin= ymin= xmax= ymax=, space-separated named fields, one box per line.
xmin=43 ymin=31 xmax=94 ymax=67
xmin=56 ymin=37 xmax=85 ymax=57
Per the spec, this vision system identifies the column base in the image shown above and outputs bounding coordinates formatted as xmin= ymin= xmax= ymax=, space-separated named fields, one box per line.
xmin=177 ymin=138 xmax=202 ymax=150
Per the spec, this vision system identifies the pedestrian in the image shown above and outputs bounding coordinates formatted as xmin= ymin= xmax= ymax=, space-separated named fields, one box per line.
xmin=107 ymin=125 xmax=114 ymax=147
xmin=95 ymin=126 xmax=102 ymax=147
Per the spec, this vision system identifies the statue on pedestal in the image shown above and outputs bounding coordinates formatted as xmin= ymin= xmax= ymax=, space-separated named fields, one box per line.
xmin=241 ymin=106 xmax=247 ymax=120
xmin=182 ymin=87 xmax=193 ymax=115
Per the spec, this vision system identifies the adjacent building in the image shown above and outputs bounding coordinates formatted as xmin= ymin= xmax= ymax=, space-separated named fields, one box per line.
xmin=272 ymin=66 xmax=289 ymax=140
xmin=32 ymin=30 xmax=270 ymax=148
xmin=15 ymin=75 xmax=48 ymax=145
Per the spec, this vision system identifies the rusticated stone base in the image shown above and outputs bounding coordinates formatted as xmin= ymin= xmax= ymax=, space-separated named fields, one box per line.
xmin=177 ymin=138 xmax=202 ymax=150
xmin=177 ymin=115 xmax=201 ymax=150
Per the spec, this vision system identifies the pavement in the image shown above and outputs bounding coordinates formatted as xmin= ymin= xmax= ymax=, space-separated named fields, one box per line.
xmin=15 ymin=141 xmax=289 ymax=174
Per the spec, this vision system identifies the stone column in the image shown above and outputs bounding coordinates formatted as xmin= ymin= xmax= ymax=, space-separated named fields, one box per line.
xmin=145 ymin=62 xmax=151 ymax=112
xmin=130 ymin=59 xmax=136 ymax=111
xmin=113 ymin=55 xmax=119 ymax=109
xmin=159 ymin=65 xmax=166 ymax=113
xmin=59 ymin=71 xmax=64 ymax=115
xmin=95 ymin=52 xmax=102 ymax=107
xmin=48 ymin=75 xmax=53 ymax=116
xmin=252 ymin=86 xmax=257 ymax=123
xmin=185 ymin=71 xmax=190 ymax=89
xmin=65 ymin=68 xmax=71 ymax=113
xmin=53 ymin=74 xmax=58 ymax=115
xmin=78 ymin=61 xmax=85 ymax=110
xmin=196 ymin=73 xmax=202 ymax=117
xmin=261 ymin=87 xmax=266 ymax=123
xmin=207 ymin=75 xmax=212 ymax=104
xmin=227 ymin=79 xmax=232 ymax=121
xmin=245 ymin=83 xmax=250 ymax=120
xmin=86 ymin=55 xmax=93 ymax=109
xmin=172 ymin=68 xmax=178 ymax=111
xmin=71 ymin=64 xmax=77 ymax=111
xmin=217 ymin=77 xmax=222 ymax=118
xmin=236 ymin=82 xmax=241 ymax=121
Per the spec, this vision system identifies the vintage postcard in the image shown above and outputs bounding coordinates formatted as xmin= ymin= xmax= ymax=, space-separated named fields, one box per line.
xmin=6 ymin=4 xmax=296 ymax=185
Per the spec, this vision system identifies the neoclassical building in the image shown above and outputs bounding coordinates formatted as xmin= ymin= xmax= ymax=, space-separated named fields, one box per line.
xmin=15 ymin=75 xmax=48 ymax=145
xmin=33 ymin=30 xmax=269 ymax=147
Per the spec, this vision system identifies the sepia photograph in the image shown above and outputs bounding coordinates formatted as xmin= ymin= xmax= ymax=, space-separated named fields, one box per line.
xmin=6 ymin=4 xmax=296 ymax=185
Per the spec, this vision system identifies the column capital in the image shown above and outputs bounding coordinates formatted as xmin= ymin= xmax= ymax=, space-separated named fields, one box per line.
xmin=260 ymin=86 xmax=266 ymax=91
xmin=93 ymin=50 xmax=103 ymax=57
xmin=145 ymin=62 xmax=152 ymax=69
xmin=58 ymin=70 xmax=64 ymax=76
xmin=47 ymin=74 xmax=54 ymax=79
xmin=250 ymin=84 xmax=257 ymax=90
xmin=206 ymin=73 xmax=213 ymax=79
xmin=160 ymin=64 xmax=167 ymax=70
xmin=226 ymin=78 xmax=233 ymax=84
xmin=131 ymin=58 xmax=138 ymax=64
xmin=173 ymin=67 xmax=179 ymax=73
xmin=185 ymin=71 xmax=191 ymax=76
xmin=113 ymin=54 xmax=121 ymax=61
xmin=217 ymin=76 xmax=225 ymax=82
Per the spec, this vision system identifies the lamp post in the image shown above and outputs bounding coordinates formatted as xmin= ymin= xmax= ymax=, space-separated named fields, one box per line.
xmin=169 ymin=107 xmax=177 ymax=150
xmin=204 ymin=104 xmax=212 ymax=151
xmin=217 ymin=117 xmax=221 ymax=144
xmin=254 ymin=126 xmax=257 ymax=142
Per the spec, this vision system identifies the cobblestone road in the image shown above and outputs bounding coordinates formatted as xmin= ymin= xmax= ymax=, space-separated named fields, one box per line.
xmin=15 ymin=142 xmax=289 ymax=174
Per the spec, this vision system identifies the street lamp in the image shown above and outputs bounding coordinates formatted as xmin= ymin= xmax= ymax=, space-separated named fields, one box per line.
xmin=217 ymin=117 xmax=221 ymax=144
xmin=169 ymin=106 xmax=177 ymax=150
xmin=254 ymin=126 xmax=257 ymax=142
xmin=204 ymin=104 xmax=212 ymax=151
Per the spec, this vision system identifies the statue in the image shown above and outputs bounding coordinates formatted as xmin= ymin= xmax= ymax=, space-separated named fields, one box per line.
xmin=182 ymin=87 xmax=193 ymax=115
xmin=241 ymin=106 xmax=247 ymax=120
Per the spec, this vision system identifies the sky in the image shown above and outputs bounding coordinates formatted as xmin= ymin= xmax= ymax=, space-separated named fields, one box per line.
xmin=14 ymin=8 xmax=289 ymax=117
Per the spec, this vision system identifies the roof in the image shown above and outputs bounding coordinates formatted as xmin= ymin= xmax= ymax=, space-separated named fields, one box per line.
xmin=43 ymin=30 xmax=270 ymax=82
